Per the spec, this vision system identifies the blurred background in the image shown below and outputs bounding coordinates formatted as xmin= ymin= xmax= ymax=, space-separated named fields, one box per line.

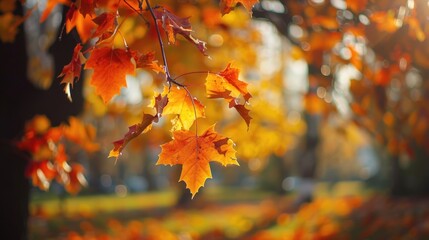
xmin=3 ymin=0 xmax=429 ymax=239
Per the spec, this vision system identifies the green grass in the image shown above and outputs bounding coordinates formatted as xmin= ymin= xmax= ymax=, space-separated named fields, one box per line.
xmin=30 ymin=190 xmax=176 ymax=216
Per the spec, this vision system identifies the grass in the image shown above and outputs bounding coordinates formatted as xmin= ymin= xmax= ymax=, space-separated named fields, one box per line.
xmin=30 ymin=190 xmax=176 ymax=217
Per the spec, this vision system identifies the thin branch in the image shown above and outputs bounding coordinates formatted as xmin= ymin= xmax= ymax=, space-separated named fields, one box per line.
xmin=144 ymin=1 xmax=169 ymax=76
xmin=173 ymin=71 xmax=210 ymax=81
xmin=123 ymin=0 xmax=150 ymax=26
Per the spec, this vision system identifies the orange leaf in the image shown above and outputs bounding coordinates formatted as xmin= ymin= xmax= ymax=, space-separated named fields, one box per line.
xmin=154 ymin=8 xmax=207 ymax=55
xmin=131 ymin=51 xmax=165 ymax=73
xmin=162 ymin=86 xmax=205 ymax=131
xmin=157 ymin=125 xmax=238 ymax=197
xmin=346 ymin=0 xmax=367 ymax=13
xmin=85 ymin=47 xmax=135 ymax=103
xmin=58 ymin=44 xmax=86 ymax=102
xmin=206 ymin=63 xmax=252 ymax=127
xmin=40 ymin=0 xmax=69 ymax=22
xmin=92 ymin=12 xmax=116 ymax=40
xmin=64 ymin=163 xmax=87 ymax=195
xmin=65 ymin=5 xmax=97 ymax=43
xmin=206 ymin=64 xmax=251 ymax=101
xmin=63 ymin=117 xmax=99 ymax=152
xmin=220 ymin=0 xmax=259 ymax=15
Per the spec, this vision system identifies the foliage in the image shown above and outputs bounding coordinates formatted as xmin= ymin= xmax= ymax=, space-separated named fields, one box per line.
xmin=4 ymin=0 xmax=262 ymax=196
xmin=17 ymin=115 xmax=98 ymax=194
xmin=276 ymin=0 xmax=429 ymax=160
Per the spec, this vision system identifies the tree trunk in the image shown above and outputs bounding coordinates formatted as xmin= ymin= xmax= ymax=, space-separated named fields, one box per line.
xmin=0 ymin=3 xmax=83 ymax=238
xmin=390 ymin=154 xmax=406 ymax=196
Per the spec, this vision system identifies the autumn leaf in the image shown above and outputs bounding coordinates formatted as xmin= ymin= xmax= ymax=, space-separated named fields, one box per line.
xmin=370 ymin=11 xmax=398 ymax=33
xmin=154 ymin=8 xmax=207 ymax=55
xmin=220 ymin=0 xmax=259 ymax=16
xmin=206 ymin=63 xmax=251 ymax=101
xmin=109 ymin=114 xmax=155 ymax=160
xmin=58 ymin=44 xmax=86 ymax=102
xmin=109 ymin=93 xmax=170 ymax=160
xmin=65 ymin=4 xmax=97 ymax=43
xmin=85 ymin=47 xmax=135 ymax=103
xmin=132 ymin=51 xmax=164 ymax=73
xmin=78 ymin=0 xmax=95 ymax=17
xmin=162 ymin=86 xmax=205 ymax=131
xmin=40 ymin=0 xmax=69 ymax=22
xmin=63 ymin=117 xmax=99 ymax=152
xmin=25 ymin=160 xmax=56 ymax=191
xmin=92 ymin=12 xmax=117 ymax=40
xmin=157 ymin=125 xmax=238 ymax=197
xmin=229 ymin=100 xmax=252 ymax=128
xmin=152 ymin=93 xmax=169 ymax=121
xmin=64 ymin=163 xmax=87 ymax=195
xmin=206 ymin=63 xmax=252 ymax=127
xmin=346 ymin=0 xmax=367 ymax=13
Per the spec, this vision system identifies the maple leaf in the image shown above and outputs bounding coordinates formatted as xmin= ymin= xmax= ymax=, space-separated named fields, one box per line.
xmin=205 ymin=63 xmax=252 ymax=127
xmin=108 ymin=114 xmax=156 ymax=160
xmin=40 ymin=0 xmax=69 ymax=22
xmin=63 ymin=117 xmax=99 ymax=152
xmin=162 ymin=86 xmax=205 ymax=131
xmin=154 ymin=8 xmax=207 ymax=55
xmin=131 ymin=51 xmax=164 ymax=73
xmin=157 ymin=125 xmax=238 ymax=197
xmin=25 ymin=160 xmax=56 ymax=191
xmin=58 ymin=44 xmax=86 ymax=102
xmin=229 ymin=100 xmax=252 ymax=128
xmin=220 ymin=0 xmax=259 ymax=16
xmin=64 ymin=163 xmax=87 ymax=195
xmin=151 ymin=93 xmax=169 ymax=121
xmin=92 ymin=12 xmax=117 ymax=40
xmin=78 ymin=0 xmax=95 ymax=17
xmin=65 ymin=4 xmax=97 ymax=43
xmin=109 ymin=93 xmax=169 ymax=160
xmin=85 ymin=47 xmax=135 ymax=103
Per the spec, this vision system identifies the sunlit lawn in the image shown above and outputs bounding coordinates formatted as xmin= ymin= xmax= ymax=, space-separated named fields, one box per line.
xmin=29 ymin=187 xmax=281 ymax=239
xmin=30 ymin=182 xmax=429 ymax=239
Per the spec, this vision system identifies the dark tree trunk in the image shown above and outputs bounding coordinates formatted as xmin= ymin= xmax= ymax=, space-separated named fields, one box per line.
xmin=390 ymin=154 xmax=406 ymax=196
xmin=0 ymin=3 xmax=83 ymax=238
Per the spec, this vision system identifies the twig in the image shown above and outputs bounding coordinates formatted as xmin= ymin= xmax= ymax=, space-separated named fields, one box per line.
xmin=144 ymin=0 xmax=185 ymax=88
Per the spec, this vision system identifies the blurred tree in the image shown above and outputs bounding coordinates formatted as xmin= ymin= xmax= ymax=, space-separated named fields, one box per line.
xmin=254 ymin=0 xmax=429 ymax=196
xmin=0 ymin=2 xmax=84 ymax=239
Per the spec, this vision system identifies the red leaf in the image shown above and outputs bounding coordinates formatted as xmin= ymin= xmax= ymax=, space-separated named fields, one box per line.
xmin=108 ymin=114 xmax=156 ymax=160
xmin=78 ymin=0 xmax=95 ymax=17
xmin=58 ymin=44 xmax=86 ymax=102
